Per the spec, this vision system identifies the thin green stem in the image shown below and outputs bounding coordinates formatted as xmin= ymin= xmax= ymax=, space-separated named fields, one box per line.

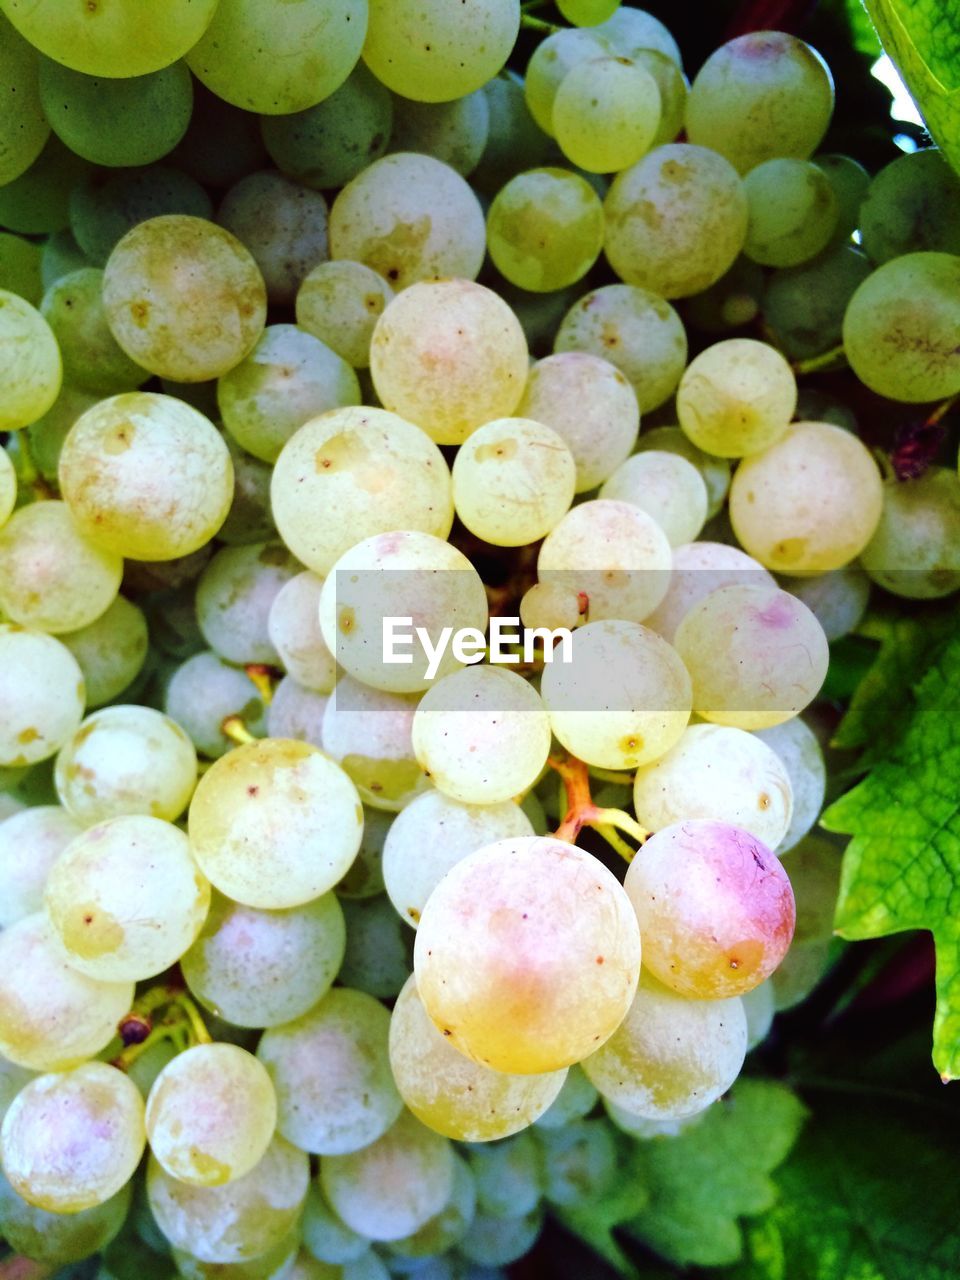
xmin=793 ymin=344 xmax=848 ymax=375
xmin=521 ymin=12 xmax=562 ymax=32
xmin=177 ymin=993 xmax=212 ymax=1046
xmin=588 ymin=767 xmax=636 ymax=787
xmin=593 ymin=823 xmax=638 ymax=863
xmin=590 ymin=806 xmax=650 ymax=847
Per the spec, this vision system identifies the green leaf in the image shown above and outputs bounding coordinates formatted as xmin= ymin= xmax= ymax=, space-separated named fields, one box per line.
xmin=556 ymin=1143 xmax=650 ymax=1279
xmin=846 ymin=0 xmax=884 ymax=55
xmin=865 ymin=0 xmax=960 ymax=175
xmin=822 ymin=628 xmax=960 ymax=1079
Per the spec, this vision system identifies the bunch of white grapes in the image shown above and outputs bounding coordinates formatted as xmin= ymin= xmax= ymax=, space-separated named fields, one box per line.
xmin=0 ymin=0 xmax=957 ymax=1276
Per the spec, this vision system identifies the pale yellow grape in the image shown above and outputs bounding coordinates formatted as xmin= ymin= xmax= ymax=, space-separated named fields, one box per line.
xmin=39 ymin=267 xmax=147 ymax=395
xmin=370 ymin=279 xmax=528 ymax=445
xmin=329 ymin=154 xmax=486 ymax=290
xmin=0 ymin=290 xmax=61 ymax=430
xmin=604 ymin=144 xmax=748 ymax=298
xmin=0 ymin=449 xmax=16 ymax=527
xmin=860 ymin=468 xmax=960 ymax=599
xmin=266 ymin=676 xmax=328 ymax=749
xmin=486 ymin=168 xmax=605 ymax=293
xmin=552 ymin=284 xmax=687 ymax=414
xmin=593 ymin=6 xmax=682 ymax=66
xmin=537 ymin=499 xmax=672 ymax=623
xmin=390 ymin=90 xmax=490 ymax=177
xmin=296 ymin=260 xmax=394 ymax=368
xmin=58 ymin=595 xmax=148 ymax=708
xmin=788 ymin=566 xmax=871 ymax=642
xmin=55 ymin=705 xmax=198 ymax=826
xmin=271 ymin=406 xmax=453 ymax=575
xmin=189 ymin=738 xmax=363 ymax=909
xmin=604 ymin=1103 xmax=701 ymax=1140
xmin=102 ymin=216 xmax=267 ymax=382
xmin=519 ymin=581 xmax=583 ymax=633
xmin=632 ymin=723 xmax=793 ymax=849
xmin=645 ymin=541 xmax=774 ymax=642
xmin=320 ymin=1110 xmax=454 ymax=1242
xmin=147 ymin=1138 xmax=309 ymax=1265
xmin=322 ymin=675 xmax=429 ymax=812
xmin=318 ymin=532 xmax=489 ymax=694
xmin=553 ymin=57 xmax=661 ymax=173
xmin=387 ymin=1150 xmax=476 ymax=1260
xmin=729 ymin=422 xmax=884 ymax=573
xmin=452 ymin=417 xmax=576 ymax=545
xmin=217 ymin=325 xmax=361 ymax=464
xmin=685 ymin=32 xmax=834 ymax=175
xmin=675 ymin=584 xmax=829 ymax=729
xmin=539 ymin=619 xmax=691 ymax=769
xmin=172 ymin=1235 xmax=301 ymax=1280
xmin=257 ymin=988 xmax=402 ymax=1156
xmin=0 ymin=626 xmax=85 ymax=768
xmin=187 ymin=0 xmax=367 ymax=114
xmin=146 ymin=1044 xmax=276 ymax=1188
xmin=637 ymin=426 xmax=732 ymax=519
xmin=0 ymin=1064 xmax=144 ymax=1212
xmin=412 ymin=666 xmax=551 ymax=806
xmin=524 ymin=27 xmax=609 ymax=135
xmin=164 ymin=651 xmax=268 ymax=760
xmin=753 ymin=718 xmax=826 ymax=852
xmin=582 ymin=972 xmax=747 ymax=1120
xmin=1 ymin=1058 xmax=46 ymax=1125
xmin=363 ymin=0 xmax=519 ymax=102
xmin=0 ymin=1176 xmax=130 ymax=1267
xmin=636 ymin=49 xmax=688 ymax=145
xmin=0 ymin=501 xmax=121 ymax=633
xmin=389 ymin=976 xmax=566 ymax=1142
xmin=0 ymin=805 xmax=83 ymax=927
xmin=676 ymin=338 xmax=797 ymax=458
xmin=268 ymin=572 xmax=338 ymax=694
xmin=44 ymin=814 xmax=210 ymax=982
xmin=558 ymin=0 xmax=618 ymax=22
xmin=600 ymin=452 xmax=708 ymax=547
xmin=196 ymin=542 xmax=300 ymax=667
xmin=383 ymin=790 xmax=533 ymax=928
xmin=743 ymin=159 xmax=838 ymax=267
xmin=414 ymin=836 xmax=641 ymax=1073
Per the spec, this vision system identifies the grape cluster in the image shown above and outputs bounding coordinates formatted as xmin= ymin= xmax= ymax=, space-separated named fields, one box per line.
xmin=0 ymin=2 xmax=958 ymax=1278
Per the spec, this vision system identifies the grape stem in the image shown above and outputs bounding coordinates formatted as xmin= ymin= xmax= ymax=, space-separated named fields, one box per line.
xmin=222 ymin=714 xmax=259 ymax=745
xmin=520 ymin=13 xmax=562 ymax=32
xmin=792 ymin=344 xmax=848 ymax=375
xmin=112 ymin=980 xmax=211 ymax=1071
xmin=549 ymin=753 xmax=649 ymax=861
xmin=245 ymin=663 xmax=279 ymax=705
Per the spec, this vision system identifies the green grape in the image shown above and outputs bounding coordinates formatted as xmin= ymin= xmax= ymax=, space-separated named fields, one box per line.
xmin=742 ymin=978 xmax=776 ymax=1050
xmin=685 ymin=32 xmax=834 ymax=175
xmin=124 ymin=1037 xmax=177 ymax=1102
xmin=593 ymin=6 xmax=682 ymax=65
xmin=0 ymin=12 xmax=48 ymax=184
xmin=164 ymin=651 xmax=266 ymax=759
xmin=59 ymin=391 xmax=234 ymax=560
xmin=0 ymin=625 xmax=85 ymax=769
xmin=172 ymin=1234 xmax=300 ymax=1280
xmin=1 ymin=1064 xmax=144 ymax=1212
xmin=684 ymin=255 xmax=764 ymax=334
xmin=70 ymin=165 xmax=213 ymax=266
xmin=173 ymin=82 xmax=268 ymax=189
xmin=539 ymin=618 xmax=691 ymax=768
xmin=468 ymin=1130 xmax=541 ymax=1217
xmin=729 ymin=421 xmax=884 ymax=573
xmin=195 ymin=543 xmax=299 ymax=666
xmin=635 ymin=48 xmax=687 ymax=146
xmin=217 ymin=172 xmax=331 ymax=306
xmin=0 ymin=289 xmax=61 ymax=430
xmin=843 ymin=252 xmax=960 ymax=402
xmin=537 ymin=1119 xmax=617 ymax=1207
xmin=44 ymin=813 xmax=210 ymax=981
xmin=268 ymin=572 xmax=337 ymax=694
xmin=558 ymin=0 xmax=620 ymax=24
xmin=743 ymin=158 xmax=838 ymax=267
xmin=0 ymin=0 xmax=218 ymax=77
xmin=369 ymin=279 xmax=527 ymax=444
xmin=0 ymin=804 xmax=83 ymax=927
xmin=458 ymin=1208 xmax=543 ymax=1268
xmin=674 ymin=584 xmax=829 ymax=729
xmin=146 ymin=1044 xmax=276 ymax=1188
xmin=24 ymin=384 xmax=97 ymax=482
xmin=0 ymin=135 xmax=91 ymax=234
xmin=336 ymin=806 xmax=390 ymax=900
xmin=524 ymin=27 xmax=608 ymax=135
xmin=295 ymin=260 xmax=393 ymax=369
xmin=40 ymin=267 xmax=147 ymax=394
xmin=388 ymin=1152 xmax=476 ymax=1260
xmin=633 ymin=722 xmax=793 ymax=849
xmin=472 ymin=71 xmax=557 ymax=195
xmin=753 ymin=717 xmax=826 ymax=853
xmin=486 ymin=167 xmax=604 ymax=292
xmin=676 ymin=337 xmax=796 ymax=458
xmin=182 ymin=891 xmax=345 ymax=1029
xmin=583 ymin=970 xmax=747 ymax=1118
xmin=38 ymin=58 xmax=193 ymax=167
xmin=54 ymin=704 xmax=197 ymax=825
xmin=815 ymin=153 xmax=869 ymax=245
xmin=0 ymin=1173 xmax=130 ymax=1266
xmin=271 ymin=406 xmax=453 ymax=574
xmin=187 ymin=0 xmax=367 ymax=115
xmin=0 ymin=500 xmax=122 ymax=633
xmin=0 ymin=232 xmax=42 ymax=303
xmin=217 ymin=325 xmax=360 ymax=464
xmin=604 ymin=143 xmax=748 ymax=297
xmin=389 ymin=975 xmax=566 ymax=1142
xmin=189 ymin=738 xmax=363 ymax=909
xmin=102 ymin=215 xmax=267 ymax=383
xmin=337 ymin=895 xmax=410 ymax=999
xmin=553 ymin=283 xmax=687 ymax=413
xmin=0 ymin=447 xmax=15 ymax=527
xmin=533 ymin=1064 xmax=598 ymax=1130
xmin=322 ymin=675 xmax=428 ymax=812
xmin=257 ymin=987 xmax=401 ymax=1156
xmin=390 ymin=90 xmax=489 ymax=177
xmin=497 ymin=278 xmax=578 ymax=353
xmin=218 ymin=434 xmax=277 ymax=546
xmin=383 ymin=790 xmax=532 ymax=928
xmin=147 ymin=1138 xmax=309 ymax=1265
xmin=763 ymin=243 xmax=872 ymax=359
xmin=860 ymin=467 xmax=960 ymax=599
xmin=40 ymin=228 xmax=88 ymax=289
xmin=266 ymin=675 xmax=329 ymax=749
xmin=599 ymin=451 xmax=708 ymax=546
xmin=860 ymin=148 xmax=960 ymax=263
xmin=302 ymin=1184 xmax=371 ymax=1265
xmin=452 ymin=417 xmax=576 ymax=545
xmin=261 ymin=64 xmax=393 ymax=191
xmin=329 ymin=153 xmax=486 ymax=290
xmin=415 ymin=836 xmax=641 ymax=1073
xmin=783 ymin=565 xmax=869 ymax=643
xmin=553 ymin=57 xmax=661 ymax=173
